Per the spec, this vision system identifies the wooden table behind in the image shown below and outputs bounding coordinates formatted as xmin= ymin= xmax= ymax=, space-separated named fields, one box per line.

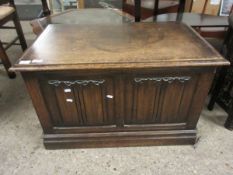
xmin=31 ymin=9 xmax=134 ymax=35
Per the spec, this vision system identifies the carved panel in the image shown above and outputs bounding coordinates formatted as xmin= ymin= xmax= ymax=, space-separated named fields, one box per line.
xmin=134 ymin=76 xmax=191 ymax=84
xmin=48 ymin=79 xmax=105 ymax=86
xmin=124 ymin=75 xmax=197 ymax=124
xmin=42 ymin=74 xmax=197 ymax=128
xmin=41 ymin=78 xmax=115 ymax=127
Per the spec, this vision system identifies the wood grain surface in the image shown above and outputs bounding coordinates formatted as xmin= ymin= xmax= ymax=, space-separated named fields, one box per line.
xmin=12 ymin=22 xmax=228 ymax=72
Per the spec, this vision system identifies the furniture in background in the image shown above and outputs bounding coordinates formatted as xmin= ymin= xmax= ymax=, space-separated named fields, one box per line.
xmin=40 ymin=0 xmax=51 ymax=17
xmin=0 ymin=0 xmax=27 ymax=78
xmin=123 ymin=0 xmax=181 ymax=21
xmin=135 ymin=0 xmax=223 ymax=22
xmin=134 ymin=0 xmax=186 ymax=22
xmin=48 ymin=0 xmax=65 ymax=14
xmin=11 ymin=23 xmax=228 ymax=149
xmin=142 ymin=0 xmax=229 ymax=38
xmin=208 ymin=14 xmax=233 ymax=130
xmin=144 ymin=12 xmax=229 ymax=37
xmin=30 ymin=8 xmax=134 ymax=36
xmin=42 ymin=0 xmax=96 ymax=14
xmin=76 ymin=0 xmax=123 ymax=9
xmin=78 ymin=0 xmax=85 ymax=8
xmin=0 ymin=40 xmax=15 ymax=78
xmin=40 ymin=0 xmax=182 ymax=19
xmin=37 ymin=0 xmax=228 ymax=39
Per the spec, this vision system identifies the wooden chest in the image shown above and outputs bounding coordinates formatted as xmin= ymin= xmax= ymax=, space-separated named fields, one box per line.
xmin=12 ymin=23 xmax=229 ymax=149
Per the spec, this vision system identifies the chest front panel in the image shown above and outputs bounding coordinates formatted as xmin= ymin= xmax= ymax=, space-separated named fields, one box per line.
xmin=38 ymin=70 xmax=207 ymax=133
xmin=124 ymin=75 xmax=198 ymax=125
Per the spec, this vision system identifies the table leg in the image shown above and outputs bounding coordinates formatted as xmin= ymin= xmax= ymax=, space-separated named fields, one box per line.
xmin=134 ymin=0 xmax=141 ymax=22
xmin=225 ymin=116 xmax=233 ymax=130
xmin=225 ymin=103 xmax=233 ymax=130
xmin=41 ymin=0 xmax=51 ymax=16
xmin=208 ymin=68 xmax=228 ymax=110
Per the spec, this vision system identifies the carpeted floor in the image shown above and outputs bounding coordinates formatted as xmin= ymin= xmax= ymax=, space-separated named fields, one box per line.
xmin=0 ymin=21 xmax=233 ymax=175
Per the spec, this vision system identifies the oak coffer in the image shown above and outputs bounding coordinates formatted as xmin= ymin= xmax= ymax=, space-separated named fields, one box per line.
xmin=12 ymin=23 xmax=229 ymax=149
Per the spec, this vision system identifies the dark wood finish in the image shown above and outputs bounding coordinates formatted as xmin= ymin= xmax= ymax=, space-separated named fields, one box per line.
xmin=16 ymin=23 xmax=228 ymax=71
xmin=0 ymin=40 xmax=16 ymax=78
xmin=0 ymin=0 xmax=27 ymax=78
xmin=30 ymin=9 xmax=134 ymax=36
xmin=134 ymin=0 xmax=186 ymax=22
xmin=30 ymin=9 xmax=228 ymax=39
xmin=124 ymin=0 xmax=180 ymax=21
xmin=208 ymin=15 xmax=233 ymax=130
xmin=122 ymin=3 xmax=178 ymax=21
xmin=225 ymin=111 xmax=233 ymax=130
xmin=143 ymin=12 xmax=229 ymax=38
xmin=41 ymin=0 xmax=51 ymax=17
xmin=138 ymin=0 xmax=228 ymax=38
xmin=134 ymin=0 xmax=141 ymax=22
xmin=11 ymin=23 xmax=229 ymax=149
xmin=0 ymin=0 xmax=11 ymax=5
xmin=0 ymin=12 xmax=27 ymax=51
xmin=177 ymin=0 xmax=185 ymax=14
xmin=11 ymin=9 xmax=27 ymax=51
xmin=144 ymin=12 xmax=229 ymax=28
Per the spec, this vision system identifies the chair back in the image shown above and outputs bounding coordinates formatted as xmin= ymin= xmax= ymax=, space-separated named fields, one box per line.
xmin=223 ymin=14 xmax=233 ymax=63
xmin=135 ymin=0 xmax=190 ymax=22
xmin=0 ymin=0 xmax=9 ymax=5
xmin=153 ymin=0 xmax=186 ymax=16
xmin=0 ymin=0 xmax=15 ymax=7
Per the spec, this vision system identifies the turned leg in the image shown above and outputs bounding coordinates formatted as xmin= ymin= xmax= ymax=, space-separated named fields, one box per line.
xmin=0 ymin=41 xmax=16 ymax=79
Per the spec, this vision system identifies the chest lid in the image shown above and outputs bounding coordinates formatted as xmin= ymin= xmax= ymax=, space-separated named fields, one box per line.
xmin=12 ymin=22 xmax=229 ymax=71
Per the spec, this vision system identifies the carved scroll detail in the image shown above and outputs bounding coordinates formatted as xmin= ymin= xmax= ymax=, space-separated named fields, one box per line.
xmin=48 ymin=80 xmax=105 ymax=86
xmin=134 ymin=76 xmax=191 ymax=84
